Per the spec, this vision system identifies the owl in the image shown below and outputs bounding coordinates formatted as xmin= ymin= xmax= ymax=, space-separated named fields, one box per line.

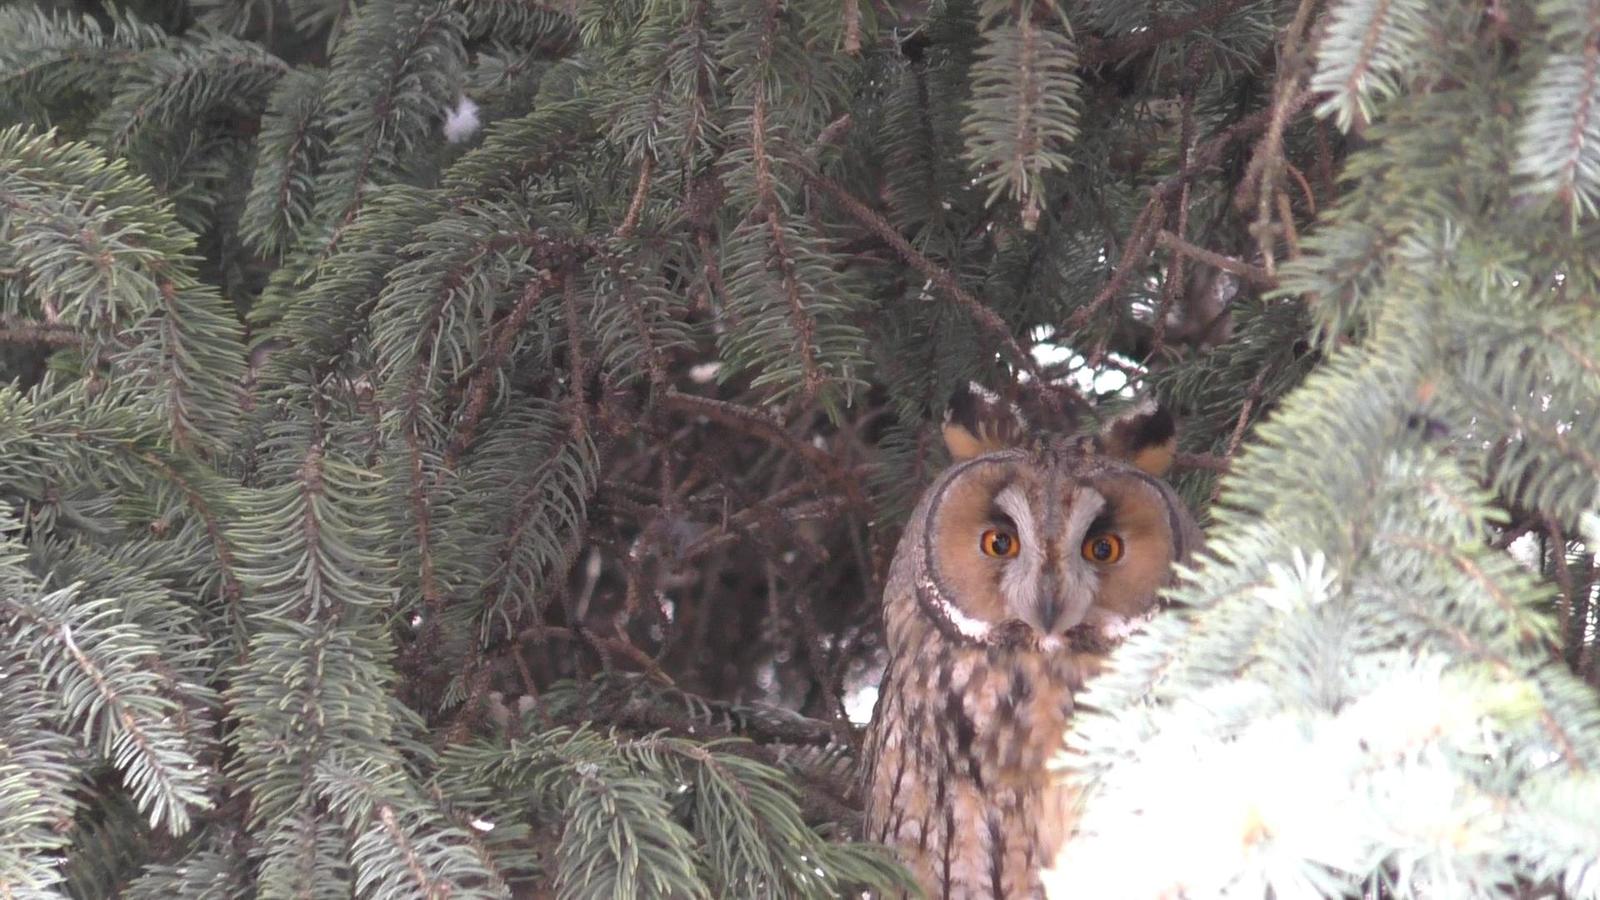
xmin=862 ymin=384 xmax=1201 ymax=899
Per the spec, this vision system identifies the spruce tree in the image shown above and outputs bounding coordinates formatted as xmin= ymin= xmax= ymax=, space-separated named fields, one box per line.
xmin=0 ymin=0 xmax=1595 ymax=898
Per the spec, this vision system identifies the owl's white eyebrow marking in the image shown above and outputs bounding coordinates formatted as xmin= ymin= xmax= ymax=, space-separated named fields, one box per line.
xmin=1064 ymin=487 xmax=1107 ymax=541
xmin=995 ymin=484 xmax=1042 ymax=626
xmin=993 ymin=484 xmax=1033 ymax=540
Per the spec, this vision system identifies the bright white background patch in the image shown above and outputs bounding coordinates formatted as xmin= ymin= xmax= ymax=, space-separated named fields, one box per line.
xmin=443 ymin=95 xmax=481 ymax=143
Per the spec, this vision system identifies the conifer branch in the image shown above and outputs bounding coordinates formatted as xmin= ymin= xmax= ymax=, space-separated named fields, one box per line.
xmin=4 ymin=587 xmax=212 ymax=837
xmin=444 ymin=270 xmax=559 ymax=468
xmin=962 ymin=0 xmax=1080 ymax=229
xmin=401 ymin=376 xmax=444 ymax=611
xmin=619 ymin=267 xmax=670 ymax=388
xmin=470 ymin=412 xmax=597 ymax=637
xmin=97 ymin=44 xmax=289 ymax=154
xmin=1492 ymin=399 xmax=1600 ymax=480
xmin=128 ymin=446 xmax=244 ymax=605
xmin=1309 ymin=0 xmax=1428 ymax=132
xmin=243 ymin=68 xmax=329 ymax=257
xmin=440 ymin=664 xmax=496 ymax=748
xmin=1516 ymin=0 xmax=1600 ymax=215
xmin=1338 ymin=0 xmax=1393 ymax=122
xmin=314 ymin=0 xmax=466 ymax=255
xmin=376 ymin=803 xmax=451 ymax=900
xmin=1543 ymin=327 xmax=1600 ymax=380
xmin=6 ymin=1 xmax=1598 ymax=894
xmin=748 ymin=12 xmax=824 ymax=403
xmin=1385 ymin=533 xmax=1533 ymax=640
xmin=561 ymin=272 xmax=590 ymax=440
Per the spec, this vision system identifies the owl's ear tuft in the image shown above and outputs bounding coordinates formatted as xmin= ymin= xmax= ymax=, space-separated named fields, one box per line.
xmin=1100 ymin=398 xmax=1177 ymax=476
xmin=943 ymin=382 xmax=1028 ymax=461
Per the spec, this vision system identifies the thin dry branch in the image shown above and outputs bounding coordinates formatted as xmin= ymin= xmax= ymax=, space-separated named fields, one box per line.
xmin=0 ymin=317 xmax=81 ymax=348
xmin=1240 ymin=0 xmax=1321 ymax=275
xmin=1078 ymin=0 xmax=1267 ymax=67
xmin=1156 ymin=230 xmax=1274 ymax=289
xmin=1175 ymin=451 xmax=1232 ymax=473
xmin=803 ymin=170 xmax=1079 ymax=411
xmin=1150 ymin=60 xmax=1200 ymax=360
xmin=1066 ymin=200 xmax=1164 ymax=331
xmin=660 ymin=390 xmax=867 ymax=509
xmin=1210 ymin=366 xmax=1269 ymax=504
xmin=1063 ymin=98 xmax=1300 ymax=346
xmin=522 ymin=625 xmax=676 ymax=684
xmin=617 ymin=156 xmax=654 ymax=239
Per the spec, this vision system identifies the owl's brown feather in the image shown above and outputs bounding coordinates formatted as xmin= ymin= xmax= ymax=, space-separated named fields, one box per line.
xmin=864 ymin=625 xmax=1083 ymax=898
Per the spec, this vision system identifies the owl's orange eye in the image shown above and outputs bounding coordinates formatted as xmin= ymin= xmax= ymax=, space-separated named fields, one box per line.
xmin=980 ymin=529 xmax=1020 ymax=558
xmin=1082 ymin=534 xmax=1124 ymax=563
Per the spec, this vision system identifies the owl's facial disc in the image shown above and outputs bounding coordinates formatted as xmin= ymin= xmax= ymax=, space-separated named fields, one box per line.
xmin=925 ymin=456 xmax=1166 ymax=645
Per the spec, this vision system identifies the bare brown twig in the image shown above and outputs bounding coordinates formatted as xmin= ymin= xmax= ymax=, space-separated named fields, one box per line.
xmin=1156 ymin=230 xmax=1275 ymax=289
xmin=0 ymin=317 xmax=81 ymax=348
xmin=617 ymin=156 xmax=654 ymax=239
xmin=1150 ymin=54 xmax=1202 ymax=362
xmin=803 ymin=172 xmax=1064 ymax=392
xmin=1175 ymin=452 xmax=1232 ymax=473
xmin=1211 ymin=366 xmax=1270 ymax=503
xmin=522 ymin=625 xmax=677 ymax=685
xmin=1240 ymin=0 xmax=1322 ymax=276
xmin=1078 ymin=0 xmax=1267 ymax=67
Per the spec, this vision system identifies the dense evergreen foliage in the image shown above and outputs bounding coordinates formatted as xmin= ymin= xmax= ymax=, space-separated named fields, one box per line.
xmin=0 ymin=0 xmax=1596 ymax=896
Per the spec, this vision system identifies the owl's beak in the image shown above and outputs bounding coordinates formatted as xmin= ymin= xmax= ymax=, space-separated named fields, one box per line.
xmin=1035 ymin=592 xmax=1065 ymax=633
xmin=1031 ymin=568 xmax=1088 ymax=634
xmin=1024 ymin=566 xmax=1075 ymax=630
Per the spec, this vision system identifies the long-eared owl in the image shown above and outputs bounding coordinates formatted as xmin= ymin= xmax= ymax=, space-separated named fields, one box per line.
xmin=862 ymin=384 xmax=1201 ymax=898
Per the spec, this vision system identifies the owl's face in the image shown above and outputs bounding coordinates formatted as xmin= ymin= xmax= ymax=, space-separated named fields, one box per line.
xmin=919 ymin=445 xmax=1190 ymax=642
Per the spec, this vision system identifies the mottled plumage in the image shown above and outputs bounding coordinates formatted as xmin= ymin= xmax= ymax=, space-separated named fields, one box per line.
xmin=863 ymin=387 xmax=1200 ymax=898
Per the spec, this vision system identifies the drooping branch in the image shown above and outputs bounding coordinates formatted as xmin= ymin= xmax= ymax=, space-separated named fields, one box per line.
xmin=748 ymin=0 xmax=825 ymax=403
xmin=804 ymin=171 xmax=1066 ymax=393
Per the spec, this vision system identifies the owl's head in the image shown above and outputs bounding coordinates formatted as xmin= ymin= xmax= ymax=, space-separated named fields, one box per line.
xmin=907 ymin=384 xmax=1198 ymax=649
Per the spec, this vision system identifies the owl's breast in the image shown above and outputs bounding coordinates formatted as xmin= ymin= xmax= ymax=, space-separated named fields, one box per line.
xmin=863 ymin=642 xmax=1082 ymax=899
